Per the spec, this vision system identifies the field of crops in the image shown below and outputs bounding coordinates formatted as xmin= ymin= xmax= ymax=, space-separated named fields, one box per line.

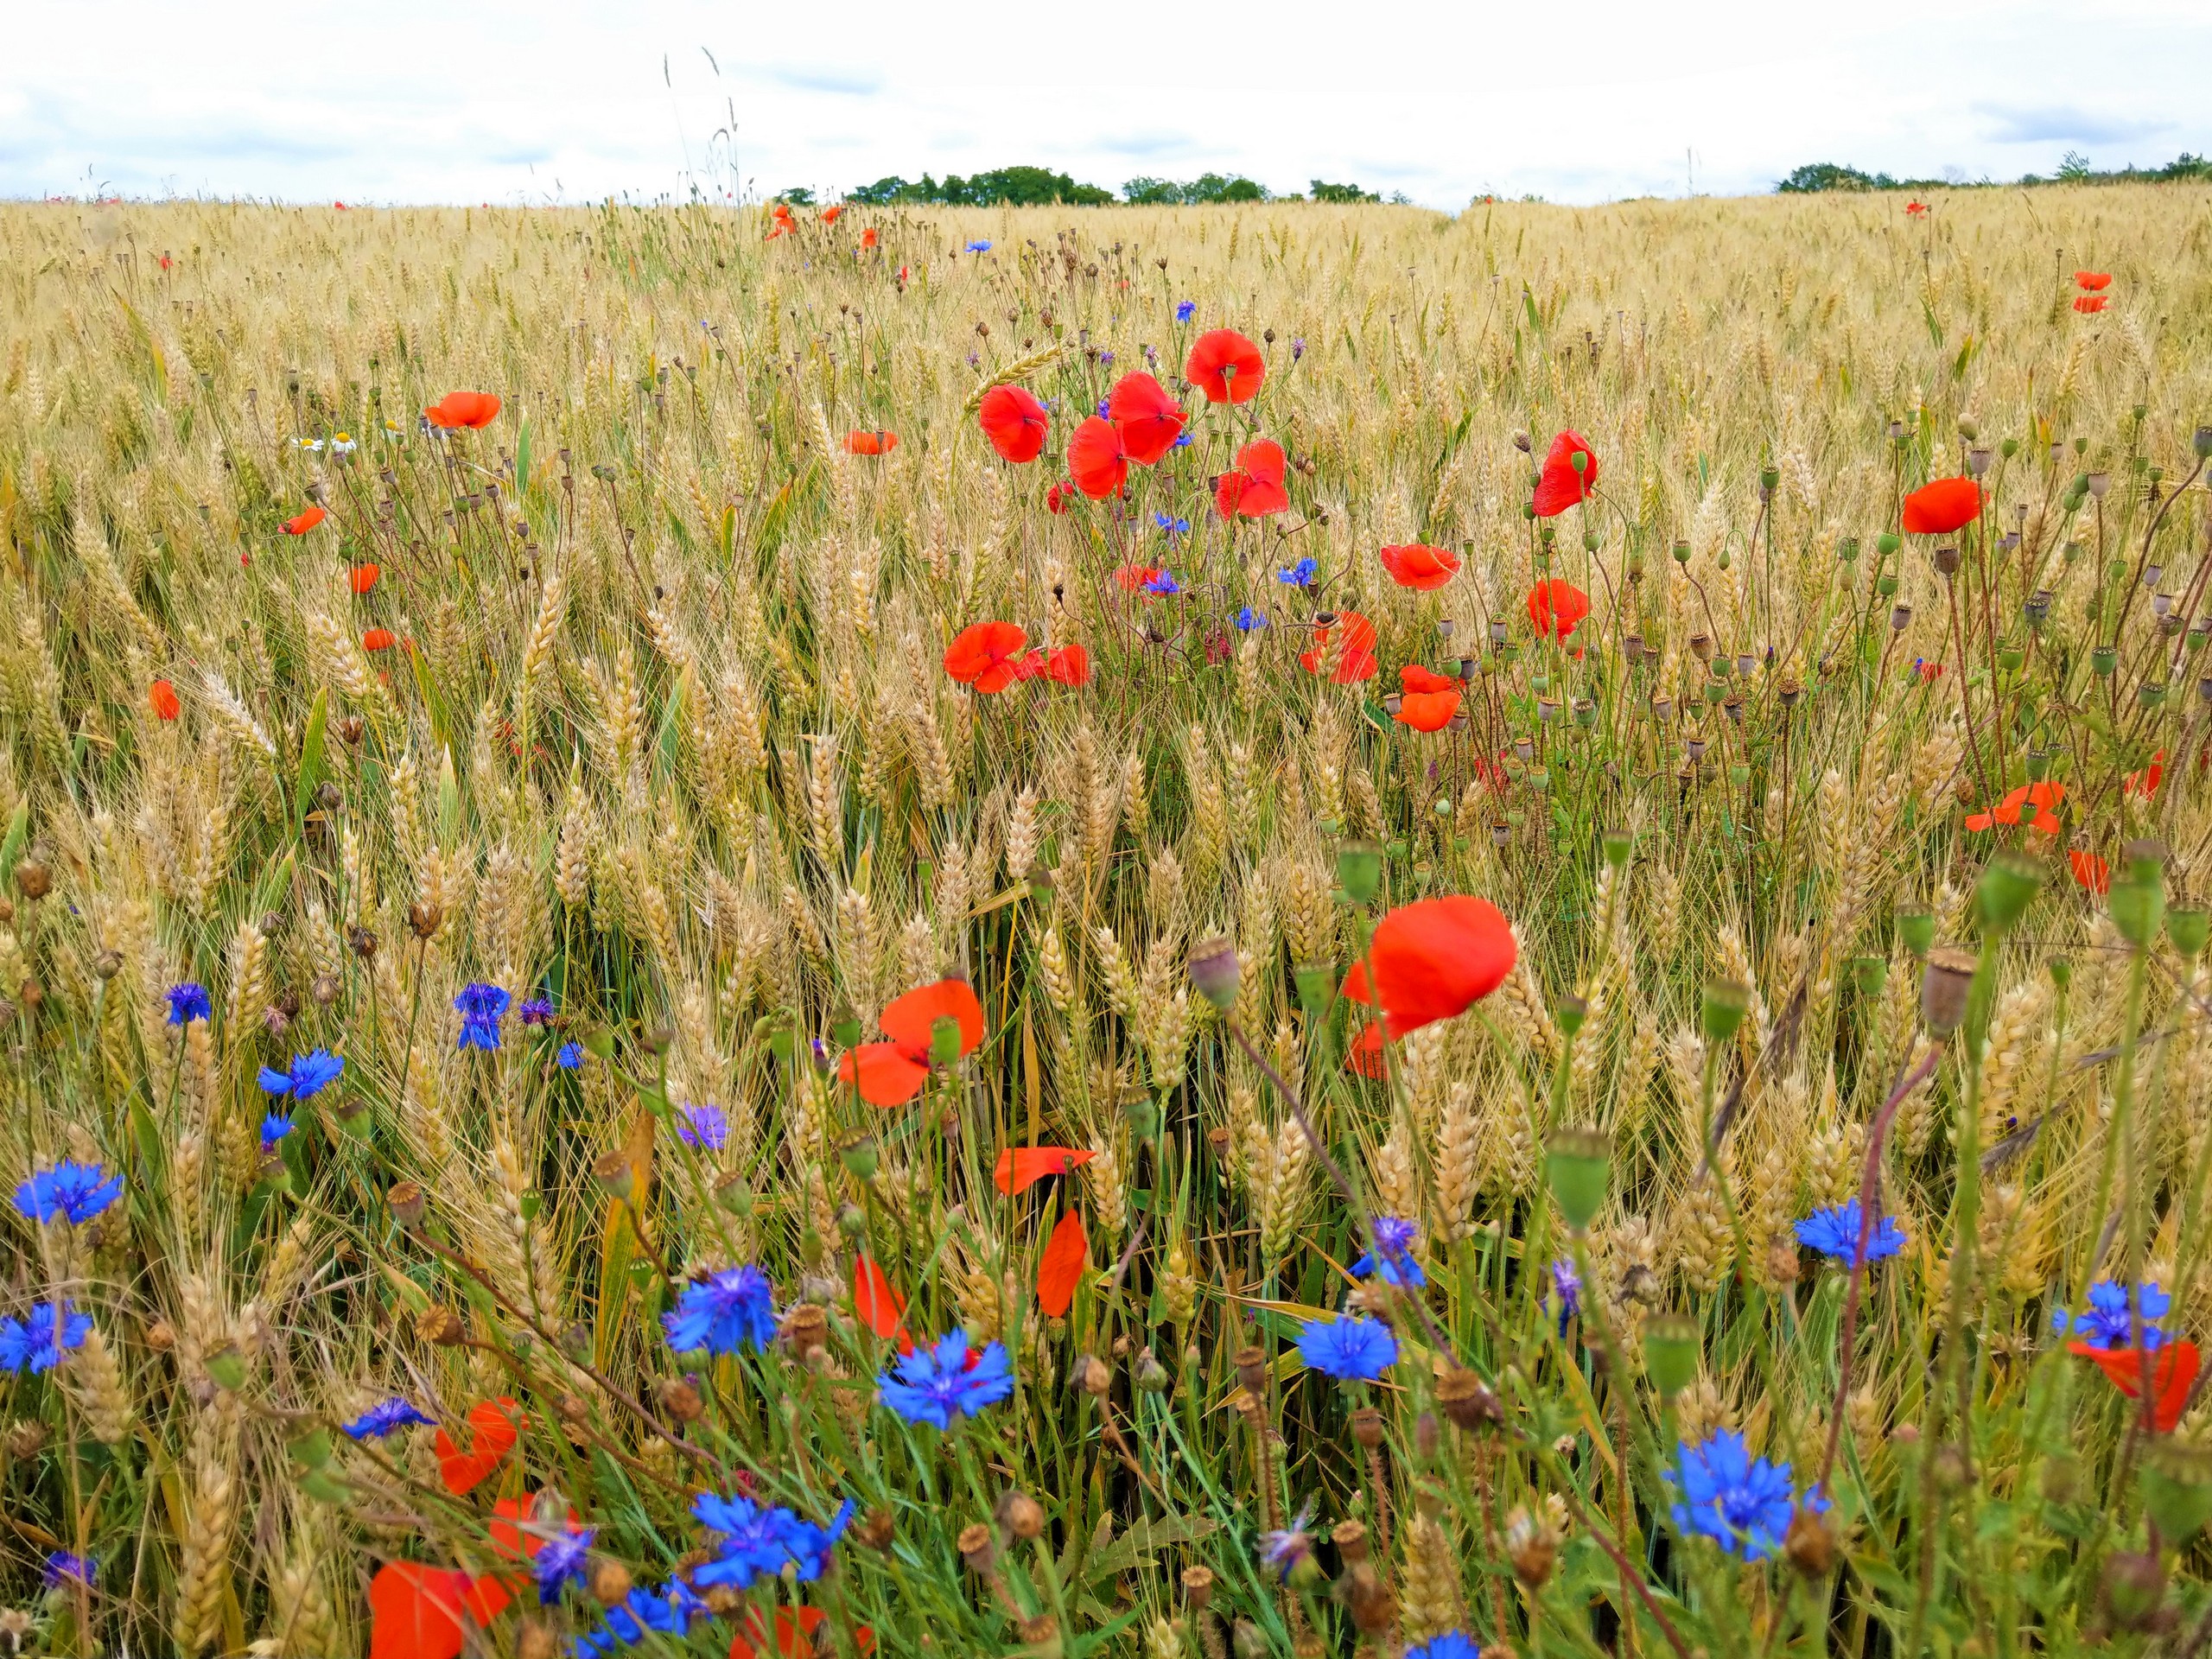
xmin=3 ymin=182 xmax=2212 ymax=1658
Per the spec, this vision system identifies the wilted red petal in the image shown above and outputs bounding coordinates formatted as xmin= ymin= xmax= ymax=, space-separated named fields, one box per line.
xmin=978 ymin=385 xmax=1050 ymax=463
xmin=1526 ymin=578 xmax=1592 ymax=642
xmin=368 ymin=1561 xmax=472 ymax=1659
xmin=1106 ymin=372 xmax=1186 ymax=463
xmin=880 ymin=978 xmax=984 ymax=1058
xmin=1378 ymin=543 xmax=1459 ymax=591
xmin=839 ymin=1042 xmax=929 ymax=1107
xmin=1901 ymin=476 xmax=1983 ymax=536
xmin=995 ymin=1147 xmax=1096 ymax=1195
xmin=1067 ymin=416 xmax=1130 ymax=498
xmin=1186 ymin=329 xmax=1265 ymax=404
xmin=1035 ymin=1208 xmax=1088 ymax=1317
xmin=283 ymin=505 xmax=328 ymax=535
xmin=1342 ymin=895 xmax=1517 ymax=1038
xmin=852 ymin=1255 xmax=912 ymax=1352
xmin=1531 ymin=430 xmax=1599 ymax=518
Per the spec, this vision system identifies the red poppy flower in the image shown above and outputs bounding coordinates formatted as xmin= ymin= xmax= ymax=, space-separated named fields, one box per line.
xmin=1114 ymin=563 xmax=1163 ymax=592
xmin=1905 ymin=200 xmax=1927 ymax=217
xmin=350 ymin=563 xmax=380 ymax=594
xmin=1964 ymin=780 xmax=2065 ymax=835
xmin=1046 ymin=480 xmax=1072 ymax=514
xmin=1035 ymin=1208 xmax=1088 ymax=1318
xmin=1067 ymin=416 xmax=1130 ymax=498
xmin=1347 ymin=1020 xmax=1389 ymax=1077
xmin=766 ymin=223 xmax=790 ymax=241
xmin=1215 ymin=438 xmax=1291 ymax=518
xmin=2074 ymin=295 xmax=2109 ymax=314
xmin=489 ymin=1494 xmax=582 ymax=1562
xmin=978 ymin=385 xmax=1050 ymax=464
xmin=943 ymin=621 xmax=1028 ymax=693
xmin=1379 ymin=543 xmax=1459 ymax=592
xmin=149 ymin=679 xmax=181 ymax=721
xmin=838 ymin=977 xmax=985 ymax=1106
xmin=852 ymin=1255 xmax=912 ymax=1353
xmin=424 ymin=391 xmax=501 ymax=430
xmin=159 ymin=252 xmax=172 ymax=270
xmin=2075 ymin=270 xmax=2112 ymax=291
xmin=1394 ymin=664 xmax=1462 ymax=732
xmin=772 ymin=202 xmax=794 ymax=222
xmin=1901 ymin=476 xmax=1983 ymax=535
xmin=729 ymin=1605 xmax=878 ymax=1659
xmin=2070 ymin=1339 xmax=2200 ymax=1432
xmin=368 ymin=1561 xmax=480 ymax=1659
xmin=821 ymin=205 xmax=843 ymax=224
xmin=1341 ymin=894 xmax=1517 ymax=1040
xmin=2126 ymin=751 xmax=2165 ymax=798
xmin=844 ymin=429 xmax=898 ymax=456
xmin=1046 ymin=643 xmax=1091 ymax=686
xmin=363 ymin=628 xmax=398 ymax=652
xmin=1915 ymin=659 xmax=1946 ymax=682
xmin=1527 ymin=578 xmax=1591 ymax=644
xmin=1531 ymin=430 xmax=1599 ymax=518
xmin=861 ymin=227 xmax=879 ymax=250
xmin=283 ymin=505 xmax=327 ymax=535
xmin=1300 ymin=611 xmax=1379 ymax=683
xmin=1185 ymin=328 xmax=1265 ymax=404
xmin=1105 ymin=372 xmax=1186 ymax=464
xmin=2070 ymin=849 xmax=2112 ymax=894
xmin=435 ymin=1397 xmax=522 ymax=1495
xmin=995 ymin=1147 xmax=1096 ymax=1195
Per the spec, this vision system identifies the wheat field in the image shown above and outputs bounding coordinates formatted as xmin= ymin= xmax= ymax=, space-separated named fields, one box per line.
xmin=3 ymin=183 xmax=2212 ymax=1658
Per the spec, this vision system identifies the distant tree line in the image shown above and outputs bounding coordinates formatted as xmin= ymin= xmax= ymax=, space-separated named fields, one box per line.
xmin=1778 ymin=153 xmax=2212 ymax=194
xmin=804 ymin=168 xmax=1402 ymax=207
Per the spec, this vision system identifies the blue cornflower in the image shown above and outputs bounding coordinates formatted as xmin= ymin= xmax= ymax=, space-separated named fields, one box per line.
xmin=1406 ymin=1637 xmax=1479 ymax=1659
xmin=0 ymin=1302 xmax=93 ymax=1374
xmin=1793 ymin=1199 xmax=1907 ymax=1265
xmin=1291 ymin=337 xmax=1306 ymax=360
xmin=1278 ymin=556 xmax=1318 ymax=587
xmin=42 ymin=1551 xmax=93 ymax=1588
xmin=1173 ymin=429 xmax=1194 ymax=447
xmin=677 ymin=1103 xmax=730 ymax=1151
xmin=1096 ymin=398 xmax=1111 ymax=418
xmin=2055 ymin=1280 xmax=2171 ymax=1351
xmin=455 ymin=982 xmax=512 ymax=1051
xmin=556 ymin=1042 xmax=585 ymax=1070
xmin=1296 ymin=1313 xmax=1397 ymax=1381
xmin=518 ymin=996 xmax=556 ymax=1027
xmin=1236 ymin=607 xmax=1269 ymax=632
xmin=878 ymin=1328 xmax=1016 ymax=1428
xmin=1144 ymin=570 xmax=1183 ymax=596
xmin=1175 ymin=300 xmax=1196 ymax=322
xmin=15 ymin=1161 xmax=124 ymax=1225
xmin=1153 ymin=512 xmax=1190 ymax=537
xmin=966 ymin=239 xmax=992 ymax=253
xmin=1667 ymin=1428 xmax=1815 ymax=1560
xmin=260 ymin=1113 xmax=296 ymax=1151
xmin=1546 ymin=1258 xmax=1582 ymax=1336
xmin=1098 ymin=350 xmax=1115 ymax=365
xmin=535 ymin=1526 xmax=595 ymax=1605
xmin=1350 ymin=1216 xmax=1428 ymax=1288
xmin=257 ymin=1049 xmax=345 ymax=1100
xmin=663 ymin=1265 xmax=777 ymax=1356
xmin=167 ymin=982 xmax=213 ymax=1025
xmin=585 ymin=1583 xmax=709 ymax=1650
xmin=692 ymin=1492 xmax=854 ymax=1589
xmin=1258 ymin=1500 xmax=1318 ymax=1580
xmin=342 ymin=1396 xmax=435 ymax=1440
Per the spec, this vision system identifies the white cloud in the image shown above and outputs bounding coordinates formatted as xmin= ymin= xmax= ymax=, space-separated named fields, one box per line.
xmin=4 ymin=0 xmax=2209 ymax=207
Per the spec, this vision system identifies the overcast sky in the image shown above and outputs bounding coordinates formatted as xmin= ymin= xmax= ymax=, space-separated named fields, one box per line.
xmin=5 ymin=1 xmax=2209 ymax=209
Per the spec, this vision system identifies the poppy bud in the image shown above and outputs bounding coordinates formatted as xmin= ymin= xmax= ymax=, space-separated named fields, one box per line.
xmin=1135 ymin=1346 xmax=1171 ymax=1392
xmin=1188 ymin=935 xmax=1241 ymax=1012
xmin=1701 ymin=979 xmax=1751 ymax=1045
xmin=1545 ymin=1128 xmax=1610 ymax=1230
xmin=1920 ymin=947 xmax=1979 ymax=1037
xmin=1512 ymin=430 xmax=1531 ymax=453
xmin=715 ymin=1173 xmax=755 ymax=1217
xmin=388 ymin=1180 xmax=427 ymax=1231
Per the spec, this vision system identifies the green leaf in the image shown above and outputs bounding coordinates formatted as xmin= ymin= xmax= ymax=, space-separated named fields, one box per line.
xmin=292 ymin=689 xmax=327 ymax=842
xmin=0 ymin=799 xmax=26 ymax=879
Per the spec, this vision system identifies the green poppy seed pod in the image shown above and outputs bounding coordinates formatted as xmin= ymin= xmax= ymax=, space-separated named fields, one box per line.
xmin=1642 ymin=1312 xmax=1700 ymax=1397
xmin=1336 ymin=840 xmax=1382 ymax=905
xmin=1956 ymin=417 xmax=1979 ymax=442
xmin=1125 ymin=1094 xmax=1161 ymax=1138
xmin=1672 ymin=539 xmax=1692 ymax=564
xmin=1838 ymin=537 xmax=1860 ymax=563
xmin=1896 ymin=905 xmax=1936 ymax=957
xmin=831 ymin=1005 xmax=862 ymax=1049
xmin=928 ymin=1014 xmax=963 ymax=1067
xmin=289 ymin=1427 xmax=334 ymax=1472
xmin=839 ymin=1136 xmax=880 ymax=1183
xmin=1581 ymin=529 xmax=1600 ymax=552
xmin=2025 ymin=747 xmax=2052 ymax=781
xmin=582 ymin=1026 xmax=616 ymax=1061
xmin=591 ymin=1150 xmax=635 ymax=1202
xmin=203 ymin=1341 xmax=248 ymax=1393
xmin=2100 ymin=1550 xmax=2166 ymax=1635
xmin=2000 ymin=436 xmax=2019 ymax=459
xmin=1293 ymin=962 xmax=1335 ymax=1015
xmin=1188 ymin=935 xmax=1242 ymax=1012
xmin=1920 ymin=947 xmax=1979 ymax=1038
xmin=1602 ymin=830 xmax=1632 ymax=868
xmin=1556 ymin=995 xmax=1588 ymax=1039
xmin=1570 ymin=448 xmax=1588 ymax=474
xmin=2169 ymin=907 xmax=2209 ymax=960
xmin=1852 ymin=956 xmax=1887 ymax=998
xmin=714 ymin=1173 xmax=756 ymax=1217
xmin=2140 ymin=680 xmax=2169 ymax=709
xmin=2196 ymin=426 xmax=2212 ymax=459
xmin=1545 ymin=1127 xmax=1611 ymax=1231
xmin=2111 ymin=875 xmax=2165 ymax=950
xmin=2092 ymin=645 xmax=2119 ymax=677
xmin=1877 ymin=572 xmax=1898 ymax=596
xmin=1701 ymin=979 xmax=1751 ymax=1046
xmin=1975 ymin=852 xmax=2044 ymax=935
xmin=2140 ymin=1443 xmax=2212 ymax=1542
xmin=1877 ymin=531 xmax=1901 ymax=556
xmin=2024 ymin=588 xmax=2052 ymax=630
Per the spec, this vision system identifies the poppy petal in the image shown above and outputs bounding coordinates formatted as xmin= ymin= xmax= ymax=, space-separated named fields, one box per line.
xmin=368 ymin=1562 xmax=472 ymax=1659
xmin=1901 ymin=476 xmax=1984 ymax=536
xmin=994 ymin=1147 xmax=1097 ymax=1196
xmin=839 ymin=1042 xmax=930 ymax=1107
xmin=1531 ymin=430 xmax=1599 ymax=518
xmin=1339 ymin=895 xmax=1517 ymax=1038
xmin=1035 ymin=1207 xmax=1088 ymax=1317
xmin=879 ymin=978 xmax=985 ymax=1058
xmin=852 ymin=1255 xmax=913 ymax=1354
